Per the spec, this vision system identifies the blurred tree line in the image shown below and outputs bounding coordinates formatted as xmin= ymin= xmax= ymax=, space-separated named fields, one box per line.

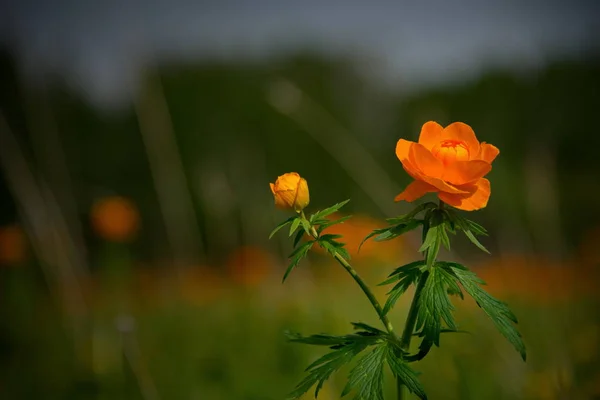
xmin=1 ymin=45 xmax=599 ymax=268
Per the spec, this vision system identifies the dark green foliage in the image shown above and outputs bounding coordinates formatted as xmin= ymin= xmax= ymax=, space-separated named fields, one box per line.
xmin=269 ymin=215 xmax=298 ymax=239
xmin=341 ymin=345 xmax=386 ymax=400
xmin=414 ymin=268 xmax=459 ymax=347
xmin=282 ymin=241 xmax=314 ymax=283
xmin=385 ymin=344 xmax=427 ymax=399
xmin=310 ymin=200 xmax=351 ymax=222
xmin=439 ymin=262 xmax=527 ymax=360
xmin=359 ymin=202 xmax=436 ymax=251
xmin=318 ymin=234 xmax=351 ymax=260
xmin=443 ymin=210 xmax=490 ymax=253
xmin=380 ymin=262 xmax=425 ymax=316
xmin=285 ymin=328 xmax=382 ymax=399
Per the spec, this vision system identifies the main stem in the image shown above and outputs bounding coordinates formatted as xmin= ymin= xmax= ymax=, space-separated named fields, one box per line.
xmin=302 ymin=212 xmax=395 ymax=336
xmin=397 ymin=201 xmax=441 ymax=399
xmin=397 ymin=272 xmax=428 ymax=399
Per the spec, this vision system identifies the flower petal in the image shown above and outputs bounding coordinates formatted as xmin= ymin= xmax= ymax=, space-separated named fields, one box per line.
xmin=477 ymin=142 xmax=500 ymax=163
xmin=394 ymin=180 xmax=437 ymax=202
xmin=419 ymin=175 xmax=469 ymax=194
xmin=408 ymin=143 xmax=444 ymax=179
xmin=403 ymin=164 xmax=468 ymax=194
xmin=442 ymin=122 xmax=480 ymax=158
xmin=442 ymin=160 xmax=492 ymax=185
xmin=418 ymin=121 xmax=444 ymax=151
xmin=396 ymin=139 xmax=421 ymax=177
xmin=275 ymin=172 xmax=300 ymax=191
xmin=438 ymin=178 xmax=491 ymax=211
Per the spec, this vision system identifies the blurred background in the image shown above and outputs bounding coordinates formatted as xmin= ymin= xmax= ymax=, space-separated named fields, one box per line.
xmin=1 ymin=1 xmax=600 ymax=399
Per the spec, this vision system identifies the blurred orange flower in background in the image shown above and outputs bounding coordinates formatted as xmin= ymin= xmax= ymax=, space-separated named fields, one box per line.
xmin=91 ymin=196 xmax=140 ymax=242
xmin=315 ymin=213 xmax=404 ymax=263
xmin=178 ymin=266 xmax=225 ymax=306
xmin=226 ymin=246 xmax=274 ymax=287
xmin=395 ymin=121 xmax=499 ymax=211
xmin=472 ymin=255 xmax=598 ymax=303
xmin=269 ymin=172 xmax=310 ymax=212
xmin=0 ymin=224 xmax=27 ymax=265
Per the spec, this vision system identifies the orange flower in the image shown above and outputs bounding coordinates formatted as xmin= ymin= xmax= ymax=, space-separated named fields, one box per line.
xmin=91 ymin=196 xmax=140 ymax=242
xmin=395 ymin=121 xmax=499 ymax=211
xmin=269 ymin=172 xmax=310 ymax=212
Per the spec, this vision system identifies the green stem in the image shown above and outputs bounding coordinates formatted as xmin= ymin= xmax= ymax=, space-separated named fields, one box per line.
xmin=397 ymin=271 xmax=429 ymax=399
xmin=397 ymin=200 xmax=442 ymax=399
xmin=301 ymin=211 xmax=395 ymax=336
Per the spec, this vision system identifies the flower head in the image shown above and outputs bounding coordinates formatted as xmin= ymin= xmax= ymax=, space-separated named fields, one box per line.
xmin=395 ymin=121 xmax=499 ymax=211
xmin=269 ymin=172 xmax=310 ymax=212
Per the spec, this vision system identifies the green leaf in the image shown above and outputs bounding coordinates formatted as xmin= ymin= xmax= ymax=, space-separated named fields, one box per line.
xmin=385 ymin=202 xmax=437 ymax=224
xmin=439 ymin=224 xmax=451 ymax=251
xmin=286 ymin=332 xmax=375 ymax=399
xmin=316 ymin=214 xmax=353 ymax=234
xmin=418 ymin=210 xmax=446 ymax=267
xmin=446 ymin=211 xmax=490 ymax=254
xmin=415 ymin=267 xmax=459 ymax=347
xmin=382 ymin=268 xmax=422 ymax=316
xmin=319 ymin=237 xmax=351 ymax=260
xmin=379 ymin=260 xmax=426 ymax=286
xmin=285 ymin=330 xmax=382 ymax=348
xmin=375 ymin=219 xmax=423 ymax=242
xmin=359 ymin=203 xmax=437 ymax=252
xmin=350 ymin=322 xmax=386 ymax=336
xmin=269 ymin=215 xmax=297 ymax=239
xmin=289 ymin=217 xmax=302 ymax=237
xmin=311 ymin=199 xmax=351 ymax=221
xmin=385 ymin=344 xmax=427 ymax=399
xmin=359 ymin=219 xmax=423 ymax=252
xmin=441 ymin=262 xmax=526 ymax=361
xmin=300 ymin=218 xmax=312 ymax=235
xmin=462 ymin=228 xmax=490 ymax=254
xmin=466 ymin=219 xmax=488 ymax=236
xmin=292 ymin=228 xmax=305 ymax=248
xmin=282 ymin=241 xmax=314 ymax=283
xmin=341 ymin=345 xmax=386 ymax=400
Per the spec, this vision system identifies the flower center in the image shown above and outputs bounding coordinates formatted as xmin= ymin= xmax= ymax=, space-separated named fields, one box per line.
xmin=431 ymin=140 xmax=470 ymax=165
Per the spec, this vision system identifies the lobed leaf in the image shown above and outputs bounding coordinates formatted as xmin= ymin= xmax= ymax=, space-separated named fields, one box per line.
xmin=445 ymin=211 xmax=490 ymax=253
xmin=286 ymin=332 xmax=377 ymax=399
xmin=269 ymin=215 xmax=298 ymax=239
xmin=379 ymin=260 xmax=426 ymax=286
xmin=289 ymin=217 xmax=302 ymax=237
xmin=282 ymin=241 xmax=314 ymax=283
xmin=350 ymin=322 xmax=386 ymax=336
xmin=319 ymin=237 xmax=351 ymax=260
xmin=341 ymin=345 xmax=386 ymax=400
xmin=292 ymin=228 xmax=306 ymax=248
xmin=316 ymin=215 xmax=353 ymax=234
xmin=440 ymin=262 xmax=526 ymax=361
xmin=415 ymin=267 xmax=459 ymax=347
xmin=382 ymin=268 xmax=423 ymax=316
xmin=385 ymin=344 xmax=427 ymax=399
xmin=311 ymin=199 xmax=351 ymax=221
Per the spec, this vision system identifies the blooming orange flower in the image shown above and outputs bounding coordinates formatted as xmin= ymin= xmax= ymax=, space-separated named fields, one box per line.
xmin=269 ymin=172 xmax=310 ymax=212
xmin=395 ymin=121 xmax=499 ymax=211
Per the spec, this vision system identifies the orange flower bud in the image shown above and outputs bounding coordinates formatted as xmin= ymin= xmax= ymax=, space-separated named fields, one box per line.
xmin=269 ymin=172 xmax=310 ymax=212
